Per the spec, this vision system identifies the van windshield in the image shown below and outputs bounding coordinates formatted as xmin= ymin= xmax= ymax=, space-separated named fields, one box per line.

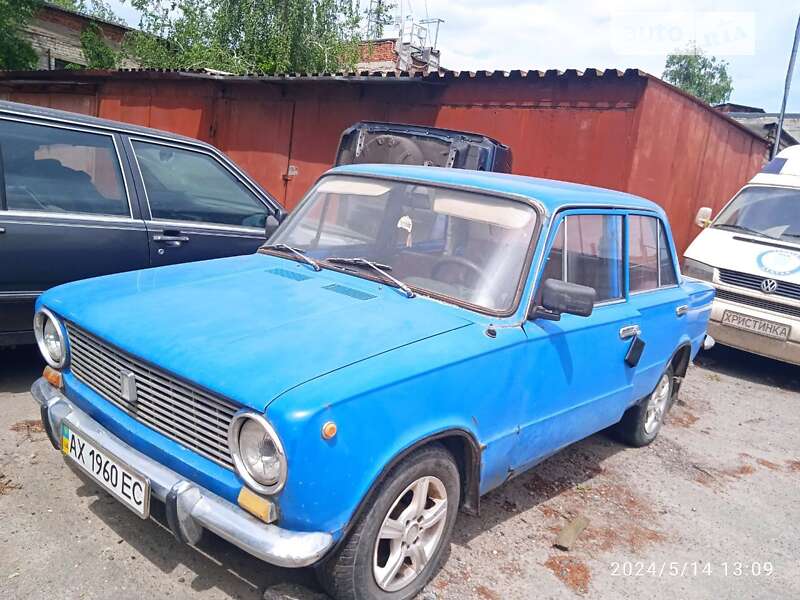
xmin=267 ymin=175 xmax=538 ymax=312
xmin=714 ymin=186 xmax=800 ymax=242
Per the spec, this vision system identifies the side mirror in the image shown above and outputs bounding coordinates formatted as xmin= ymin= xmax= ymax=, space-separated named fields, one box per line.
xmin=530 ymin=279 xmax=596 ymax=321
xmin=694 ymin=206 xmax=712 ymax=228
xmin=264 ymin=213 xmax=281 ymax=240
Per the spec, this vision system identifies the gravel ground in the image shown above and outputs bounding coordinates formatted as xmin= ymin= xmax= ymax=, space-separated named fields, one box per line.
xmin=1 ymin=344 xmax=798 ymax=600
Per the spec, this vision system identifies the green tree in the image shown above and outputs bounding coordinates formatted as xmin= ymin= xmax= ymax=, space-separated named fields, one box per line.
xmin=79 ymin=22 xmax=120 ymax=68
xmin=663 ymin=42 xmax=733 ymax=105
xmin=0 ymin=0 xmax=38 ymax=70
xmin=125 ymin=0 xmax=362 ymax=73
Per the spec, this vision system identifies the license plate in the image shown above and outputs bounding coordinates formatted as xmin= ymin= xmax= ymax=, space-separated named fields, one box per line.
xmin=61 ymin=422 xmax=150 ymax=518
xmin=721 ymin=310 xmax=791 ymax=341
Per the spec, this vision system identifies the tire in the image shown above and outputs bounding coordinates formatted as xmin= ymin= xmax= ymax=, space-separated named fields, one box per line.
xmin=316 ymin=444 xmax=461 ymax=600
xmin=614 ymin=365 xmax=675 ymax=447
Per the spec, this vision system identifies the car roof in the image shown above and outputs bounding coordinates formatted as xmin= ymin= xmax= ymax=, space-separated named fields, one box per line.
xmin=0 ymin=100 xmax=210 ymax=148
xmin=329 ymin=163 xmax=661 ymax=213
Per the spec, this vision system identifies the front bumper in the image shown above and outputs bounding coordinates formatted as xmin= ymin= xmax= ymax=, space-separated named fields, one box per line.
xmin=708 ymin=298 xmax=800 ymax=366
xmin=31 ymin=377 xmax=333 ymax=568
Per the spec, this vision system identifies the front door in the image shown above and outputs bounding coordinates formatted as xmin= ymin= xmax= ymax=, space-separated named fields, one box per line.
xmin=0 ymin=118 xmax=149 ymax=343
xmin=125 ymin=138 xmax=279 ymax=267
xmin=511 ymin=211 xmax=640 ymax=473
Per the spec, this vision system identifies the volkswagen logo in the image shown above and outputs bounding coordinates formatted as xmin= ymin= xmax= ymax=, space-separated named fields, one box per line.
xmin=760 ymin=278 xmax=778 ymax=294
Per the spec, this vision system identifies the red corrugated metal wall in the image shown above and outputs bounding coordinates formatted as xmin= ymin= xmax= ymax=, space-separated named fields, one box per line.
xmin=0 ymin=71 xmax=767 ymax=255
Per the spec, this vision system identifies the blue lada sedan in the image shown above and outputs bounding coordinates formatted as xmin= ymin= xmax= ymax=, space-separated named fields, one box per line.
xmin=30 ymin=164 xmax=714 ymax=599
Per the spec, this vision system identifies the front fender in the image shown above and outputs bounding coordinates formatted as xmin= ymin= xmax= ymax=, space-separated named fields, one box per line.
xmin=265 ymin=323 xmax=527 ymax=538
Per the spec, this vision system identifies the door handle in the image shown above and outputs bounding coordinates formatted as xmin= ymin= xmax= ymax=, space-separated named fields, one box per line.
xmin=153 ymin=234 xmax=190 ymax=244
xmin=676 ymin=304 xmax=689 ymax=317
xmin=619 ymin=324 xmax=641 ymax=340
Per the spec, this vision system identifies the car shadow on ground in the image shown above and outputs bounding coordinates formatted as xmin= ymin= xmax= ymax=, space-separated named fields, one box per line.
xmin=67 ymin=459 xmax=324 ymax=599
xmin=0 ymin=345 xmax=43 ymax=394
xmin=694 ymin=345 xmax=799 ymax=393
xmin=451 ymin=432 xmax=625 ymax=547
xmin=64 ymin=430 xmax=627 ymax=599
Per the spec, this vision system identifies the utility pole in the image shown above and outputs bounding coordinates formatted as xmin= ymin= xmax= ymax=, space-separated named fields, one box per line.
xmin=773 ymin=14 xmax=800 ymax=158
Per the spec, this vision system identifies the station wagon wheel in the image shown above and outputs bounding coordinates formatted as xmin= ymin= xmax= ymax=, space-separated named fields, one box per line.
xmin=316 ymin=444 xmax=460 ymax=600
xmin=613 ymin=365 xmax=675 ymax=447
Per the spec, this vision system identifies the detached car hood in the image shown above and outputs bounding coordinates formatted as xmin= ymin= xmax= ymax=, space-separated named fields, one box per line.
xmin=41 ymin=253 xmax=473 ymax=411
xmin=686 ymin=227 xmax=800 ymax=283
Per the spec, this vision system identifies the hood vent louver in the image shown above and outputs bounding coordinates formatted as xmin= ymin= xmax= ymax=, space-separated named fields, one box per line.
xmin=267 ymin=267 xmax=312 ymax=281
xmin=323 ymin=283 xmax=376 ymax=301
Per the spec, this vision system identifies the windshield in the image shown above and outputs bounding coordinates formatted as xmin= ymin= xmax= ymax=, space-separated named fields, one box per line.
xmin=714 ymin=186 xmax=800 ymax=242
xmin=269 ymin=175 xmax=538 ymax=312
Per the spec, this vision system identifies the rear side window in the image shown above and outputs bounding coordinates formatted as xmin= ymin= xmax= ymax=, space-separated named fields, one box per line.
xmin=0 ymin=119 xmax=127 ymax=216
xmin=629 ymin=215 xmax=677 ymax=291
xmin=629 ymin=215 xmax=659 ymax=292
xmin=132 ymin=141 xmax=267 ymax=227
xmin=658 ymin=221 xmax=678 ymax=286
xmin=542 ymin=214 xmax=624 ymax=303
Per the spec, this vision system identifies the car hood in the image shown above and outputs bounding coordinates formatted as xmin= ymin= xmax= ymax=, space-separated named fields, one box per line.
xmin=685 ymin=227 xmax=800 ymax=283
xmin=41 ymin=253 xmax=474 ymax=411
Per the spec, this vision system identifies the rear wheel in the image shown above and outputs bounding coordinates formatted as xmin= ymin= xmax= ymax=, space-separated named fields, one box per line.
xmin=614 ymin=366 xmax=674 ymax=447
xmin=317 ymin=445 xmax=460 ymax=600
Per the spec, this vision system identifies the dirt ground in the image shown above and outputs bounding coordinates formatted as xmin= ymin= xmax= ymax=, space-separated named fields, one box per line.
xmin=1 ymin=343 xmax=798 ymax=600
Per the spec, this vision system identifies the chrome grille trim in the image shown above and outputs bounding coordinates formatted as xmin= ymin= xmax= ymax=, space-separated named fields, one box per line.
xmin=718 ymin=268 xmax=800 ymax=302
xmin=715 ymin=288 xmax=800 ymax=319
xmin=66 ymin=323 xmax=237 ymax=468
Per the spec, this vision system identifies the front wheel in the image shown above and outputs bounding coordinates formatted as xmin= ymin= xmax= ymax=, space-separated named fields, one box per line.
xmin=614 ymin=366 xmax=675 ymax=447
xmin=317 ymin=444 xmax=460 ymax=600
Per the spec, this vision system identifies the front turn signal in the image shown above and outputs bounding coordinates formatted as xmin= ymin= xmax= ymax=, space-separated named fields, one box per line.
xmin=43 ymin=365 xmax=62 ymax=389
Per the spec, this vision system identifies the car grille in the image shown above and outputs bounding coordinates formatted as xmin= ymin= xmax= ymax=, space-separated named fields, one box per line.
xmin=718 ymin=268 xmax=800 ymax=302
xmin=715 ymin=288 xmax=800 ymax=319
xmin=66 ymin=323 xmax=237 ymax=469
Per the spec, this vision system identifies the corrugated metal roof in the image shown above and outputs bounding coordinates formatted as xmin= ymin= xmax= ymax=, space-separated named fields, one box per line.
xmin=0 ymin=66 xmax=646 ymax=83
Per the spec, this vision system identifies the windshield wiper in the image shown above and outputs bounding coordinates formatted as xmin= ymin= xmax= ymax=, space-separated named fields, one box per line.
xmin=325 ymin=257 xmax=415 ymax=298
xmin=262 ymin=243 xmax=321 ymax=271
xmin=713 ymin=223 xmax=778 ymax=239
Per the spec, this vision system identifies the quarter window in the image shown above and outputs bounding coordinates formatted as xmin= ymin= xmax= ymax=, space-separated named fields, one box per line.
xmin=542 ymin=214 xmax=624 ymax=303
xmin=132 ymin=141 xmax=268 ymax=227
xmin=0 ymin=119 xmax=127 ymax=216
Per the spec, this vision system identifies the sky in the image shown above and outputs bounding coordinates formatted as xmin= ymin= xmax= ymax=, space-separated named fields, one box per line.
xmin=107 ymin=0 xmax=800 ymax=112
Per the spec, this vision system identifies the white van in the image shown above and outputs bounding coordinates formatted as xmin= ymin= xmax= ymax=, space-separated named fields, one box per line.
xmin=683 ymin=145 xmax=800 ymax=365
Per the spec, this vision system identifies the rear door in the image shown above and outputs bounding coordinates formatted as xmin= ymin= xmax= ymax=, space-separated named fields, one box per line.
xmin=626 ymin=213 xmax=689 ymax=399
xmin=124 ymin=137 xmax=281 ymax=267
xmin=0 ymin=116 xmax=149 ymax=343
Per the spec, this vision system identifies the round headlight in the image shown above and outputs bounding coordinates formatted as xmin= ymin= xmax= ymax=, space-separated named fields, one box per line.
xmin=33 ymin=308 xmax=68 ymax=369
xmin=228 ymin=412 xmax=287 ymax=494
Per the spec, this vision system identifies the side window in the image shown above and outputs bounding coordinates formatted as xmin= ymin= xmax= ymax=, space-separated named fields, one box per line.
xmin=658 ymin=221 xmax=678 ymax=286
xmin=542 ymin=214 xmax=624 ymax=303
xmin=132 ymin=141 xmax=268 ymax=227
xmin=0 ymin=119 xmax=128 ymax=216
xmin=629 ymin=215 xmax=659 ymax=292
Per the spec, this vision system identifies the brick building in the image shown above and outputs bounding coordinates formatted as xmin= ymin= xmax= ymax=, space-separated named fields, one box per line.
xmin=22 ymin=2 xmax=137 ymax=70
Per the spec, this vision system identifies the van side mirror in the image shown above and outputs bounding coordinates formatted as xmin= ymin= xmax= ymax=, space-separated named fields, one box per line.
xmin=530 ymin=279 xmax=596 ymax=321
xmin=695 ymin=206 xmax=712 ymax=228
xmin=265 ymin=213 xmax=281 ymax=240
